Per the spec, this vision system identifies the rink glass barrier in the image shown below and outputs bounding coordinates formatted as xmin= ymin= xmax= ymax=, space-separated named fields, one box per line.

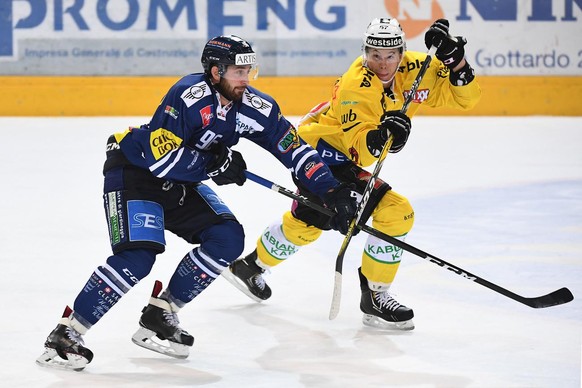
xmin=0 ymin=75 xmax=580 ymax=116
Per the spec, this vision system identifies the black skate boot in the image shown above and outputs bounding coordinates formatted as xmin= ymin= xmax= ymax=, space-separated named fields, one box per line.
xmin=359 ymin=267 xmax=414 ymax=330
xmin=131 ymin=280 xmax=194 ymax=359
xmin=36 ymin=306 xmax=93 ymax=371
xmin=222 ymin=249 xmax=272 ymax=302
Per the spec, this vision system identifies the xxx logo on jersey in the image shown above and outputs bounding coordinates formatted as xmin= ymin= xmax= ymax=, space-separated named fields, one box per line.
xmin=403 ymin=88 xmax=429 ymax=103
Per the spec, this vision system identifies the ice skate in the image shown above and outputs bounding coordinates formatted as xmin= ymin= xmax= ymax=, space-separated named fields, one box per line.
xmin=222 ymin=249 xmax=272 ymax=302
xmin=36 ymin=306 xmax=93 ymax=371
xmin=359 ymin=268 xmax=415 ymax=330
xmin=132 ymin=280 xmax=194 ymax=359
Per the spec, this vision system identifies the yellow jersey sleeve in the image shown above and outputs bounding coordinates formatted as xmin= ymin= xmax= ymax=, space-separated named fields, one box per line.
xmin=298 ymin=52 xmax=481 ymax=168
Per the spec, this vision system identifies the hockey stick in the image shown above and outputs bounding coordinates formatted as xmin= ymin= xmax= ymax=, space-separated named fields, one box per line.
xmin=245 ymin=170 xmax=336 ymax=217
xmin=328 ymin=45 xmax=439 ymax=320
xmin=244 ymin=171 xmax=574 ymax=309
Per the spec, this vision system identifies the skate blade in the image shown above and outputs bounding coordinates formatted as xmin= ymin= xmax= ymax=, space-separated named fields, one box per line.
xmin=35 ymin=348 xmax=89 ymax=371
xmin=362 ymin=314 xmax=415 ymax=331
xmin=131 ymin=326 xmax=190 ymax=359
xmin=221 ymin=269 xmax=265 ymax=303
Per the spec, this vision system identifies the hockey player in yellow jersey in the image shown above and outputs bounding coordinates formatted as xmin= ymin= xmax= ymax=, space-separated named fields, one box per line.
xmin=223 ymin=18 xmax=481 ymax=330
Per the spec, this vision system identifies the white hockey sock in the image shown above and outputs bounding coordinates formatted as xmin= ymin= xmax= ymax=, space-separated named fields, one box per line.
xmin=364 ymin=233 xmax=407 ymax=291
xmin=259 ymin=222 xmax=300 ymax=264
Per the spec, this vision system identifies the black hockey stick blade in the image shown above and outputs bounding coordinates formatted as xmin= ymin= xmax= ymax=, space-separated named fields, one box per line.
xmin=520 ymin=287 xmax=573 ymax=308
xmin=245 ymin=171 xmax=575 ymax=310
xmin=360 ymin=224 xmax=575 ymax=310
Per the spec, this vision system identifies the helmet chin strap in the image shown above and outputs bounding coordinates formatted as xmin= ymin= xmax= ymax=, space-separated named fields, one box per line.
xmin=381 ymin=77 xmax=395 ymax=87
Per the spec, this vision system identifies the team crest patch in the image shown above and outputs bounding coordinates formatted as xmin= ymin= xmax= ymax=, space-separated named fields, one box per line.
xmin=277 ymin=126 xmax=299 ymax=153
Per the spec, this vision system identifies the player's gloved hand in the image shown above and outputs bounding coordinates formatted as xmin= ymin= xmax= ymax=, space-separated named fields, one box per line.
xmin=206 ymin=142 xmax=247 ymax=186
xmin=424 ymin=19 xmax=467 ymax=70
xmin=379 ymin=110 xmax=411 ymax=153
xmin=324 ymin=183 xmax=360 ymax=235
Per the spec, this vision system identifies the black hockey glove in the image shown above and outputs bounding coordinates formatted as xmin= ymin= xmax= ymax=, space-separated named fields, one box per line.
xmin=323 ymin=183 xmax=360 ymax=235
xmin=206 ymin=142 xmax=247 ymax=186
xmin=370 ymin=110 xmax=411 ymax=154
xmin=424 ymin=19 xmax=467 ymax=70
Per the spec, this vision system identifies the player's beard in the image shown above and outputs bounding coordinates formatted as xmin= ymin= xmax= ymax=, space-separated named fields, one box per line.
xmin=214 ymin=78 xmax=246 ymax=102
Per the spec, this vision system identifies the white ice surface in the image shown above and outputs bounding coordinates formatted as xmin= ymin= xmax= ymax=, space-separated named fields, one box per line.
xmin=0 ymin=116 xmax=580 ymax=387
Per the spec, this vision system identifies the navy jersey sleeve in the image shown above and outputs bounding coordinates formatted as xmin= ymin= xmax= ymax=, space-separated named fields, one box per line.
xmin=116 ymin=75 xmax=215 ymax=183
xmin=240 ymin=87 xmax=339 ymax=197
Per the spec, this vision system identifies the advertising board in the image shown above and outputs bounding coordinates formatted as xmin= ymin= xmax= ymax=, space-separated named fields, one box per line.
xmin=1 ymin=0 xmax=581 ymax=76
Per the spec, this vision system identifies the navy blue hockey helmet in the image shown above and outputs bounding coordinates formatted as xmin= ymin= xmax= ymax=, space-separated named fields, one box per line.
xmin=201 ymin=35 xmax=258 ymax=79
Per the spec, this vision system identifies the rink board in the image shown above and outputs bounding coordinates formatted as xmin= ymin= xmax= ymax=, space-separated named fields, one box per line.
xmin=1 ymin=75 xmax=581 ymax=116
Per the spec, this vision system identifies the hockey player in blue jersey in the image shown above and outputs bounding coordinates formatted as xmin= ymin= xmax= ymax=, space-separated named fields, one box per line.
xmin=36 ymin=35 xmax=360 ymax=371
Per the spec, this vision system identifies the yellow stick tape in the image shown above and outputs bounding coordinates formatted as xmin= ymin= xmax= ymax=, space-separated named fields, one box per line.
xmin=1 ymin=76 xmax=581 ymax=116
